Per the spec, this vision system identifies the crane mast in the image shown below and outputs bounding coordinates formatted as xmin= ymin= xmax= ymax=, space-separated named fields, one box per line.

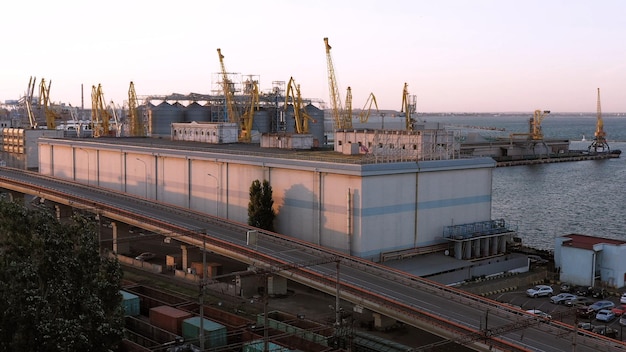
xmin=530 ymin=110 xmax=550 ymax=140
xmin=401 ymin=83 xmax=413 ymax=130
xmin=217 ymin=48 xmax=239 ymax=124
xmin=91 ymin=84 xmax=111 ymax=137
xmin=128 ymin=81 xmax=144 ymax=137
xmin=39 ymin=78 xmax=58 ymax=129
xmin=589 ymin=87 xmax=610 ymax=153
xmin=285 ymin=77 xmax=313 ymax=134
xmin=324 ymin=37 xmax=351 ymax=130
xmin=240 ymin=79 xmax=259 ymax=142
xmin=24 ymin=76 xmax=37 ymax=128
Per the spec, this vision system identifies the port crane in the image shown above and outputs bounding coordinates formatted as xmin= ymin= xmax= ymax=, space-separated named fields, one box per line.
xmin=324 ymin=37 xmax=352 ymax=130
xmin=358 ymin=92 xmax=379 ymax=123
xmin=38 ymin=78 xmax=59 ymax=129
xmin=401 ymin=83 xmax=416 ymax=130
xmin=285 ymin=77 xmax=314 ymax=134
xmin=216 ymin=48 xmax=239 ymax=125
xmin=588 ymin=88 xmax=610 ymax=153
xmin=529 ymin=109 xmax=550 ymax=140
xmin=91 ymin=84 xmax=112 ymax=137
xmin=24 ymin=76 xmax=37 ymax=128
xmin=240 ymin=78 xmax=259 ymax=142
xmin=128 ymin=81 xmax=144 ymax=137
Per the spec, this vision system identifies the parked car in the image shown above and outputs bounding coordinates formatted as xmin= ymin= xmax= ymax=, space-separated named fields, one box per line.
xmin=611 ymin=305 xmax=626 ymax=316
xmin=560 ymin=282 xmax=572 ymax=293
xmin=589 ymin=300 xmax=615 ymax=312
xmin=577 ymin=322 xmax=595 ymax=331
xmin=620 ymin=292 xmax=626 ymax=304
xmin=620 ymin=314 xmax=626 ymax=327
xmin=592 ymin=325 xmax=619 ymax=338
xmin=526 ymin=309 xmax=551 ymax=319
xmin=596 ymin=309 xmax=616 ymax=322
xmin=550 ymin=293 xmax=577 ymax=304
xmin=575 ymin=286 xmax=593 ymax=297
xmin=591 ymin=287 xmax=609 ymax=299
xmin=565 ymin=296 xmax=593 ymax=308
xmin=526 ymin=285 xmax=553 ymax=298
xmin=135 ymin=252 xmax=156 ymax=261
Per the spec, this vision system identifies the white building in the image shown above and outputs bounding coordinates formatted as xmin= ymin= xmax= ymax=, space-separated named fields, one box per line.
xmin=555 ymin=234 xmax=626 ymax=288
xmin=38 ymin=136 xmax=501 ymax=263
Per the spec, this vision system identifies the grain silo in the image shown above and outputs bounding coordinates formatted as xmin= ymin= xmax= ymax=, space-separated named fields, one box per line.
xmin=185 ymin=102 xmax=210 ymax=122
xmin=305 ymin=103 xmax=326 ymax=146
xmin=251 ymin=109 xmax=271 ymax=134
xmin=148 ymin=102 xmax=185 ymax=137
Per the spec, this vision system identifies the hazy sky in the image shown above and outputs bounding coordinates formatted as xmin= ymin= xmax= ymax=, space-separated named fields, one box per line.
xmin=2 ymin=0 xmax=625 ymax=113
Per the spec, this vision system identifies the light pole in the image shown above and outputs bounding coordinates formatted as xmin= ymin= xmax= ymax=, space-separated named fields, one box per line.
xmin=136 ymin=158 xmax=147 ymax=197
xmin=206 ymin=173 xmax=219 ymax=217
xmin=79 ymin=148 xmax=90 ymax=185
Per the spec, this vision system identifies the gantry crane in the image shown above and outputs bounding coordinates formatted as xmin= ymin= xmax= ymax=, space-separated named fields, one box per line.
xmin=216 ymin=48 xmax=239 ymax=124
xmin=589 ymin=88 xmax=610 ymax=153
xmin=128 ymin=81 xmax=144 ymax=137
xmin=285 ymin=77 xmax=314 ymax=134
xmin=240 ymin=79 xmax=259 ymax=142
xmin=91 ymin=84 xmax=111 ymax=137
xmin=39 ymin=78 xmax=59 ymax=129
xmin=324 ymin=37 xmax=352 ymax=130
xmin=358 ymin=93 xmax=379 ymax=123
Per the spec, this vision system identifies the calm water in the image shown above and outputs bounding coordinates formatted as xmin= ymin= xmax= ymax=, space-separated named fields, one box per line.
xmin=353 ymin=112 xmax=626 ymax=251
xmin=421 ymin=113 xmax=626 ymax=251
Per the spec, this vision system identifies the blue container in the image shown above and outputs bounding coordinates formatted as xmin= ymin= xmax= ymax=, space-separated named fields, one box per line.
xmin=243 ymin=340 xmax=293 ymax=352
xmin=182 ymin=316 xmax=227 ymax=348
xmin=120 ymin=290 xmax=140 ymax=316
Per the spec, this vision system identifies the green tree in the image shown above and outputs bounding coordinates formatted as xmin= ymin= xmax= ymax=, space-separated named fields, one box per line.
xmin=0 ymin=199 xmax=124 ymax=352
xmin=248 ymin=179 xmax=276 ymax=231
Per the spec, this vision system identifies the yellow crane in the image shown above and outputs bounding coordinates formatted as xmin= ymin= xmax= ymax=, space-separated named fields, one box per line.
xmin=91 ymin=84 xmax=111 ymax=137
xmin=529 ymin=109 xmax=550 ymax=140
xmin=240 ymin=79 xmax=259 ymax=142
xmin=358 ymin=93 xmax=379 ymax=123
xmin=24 ymin=76 xmax=37 ymax=128
xmin=589 ymin=87 xmax=610 ymax=153
xmin=39 ymin=78 xmax=59 ymax=129
xmin=324 ymin=37 xmax=352 ymax=130
xmin=285 ymin=77 xmax=314 ymax=134
xmin=128 ymin=81 xmax=144 ymax=137
xmin=401 ymin=83 xmax=414 ymax=130
xmin=217 ymin=48 xmax=239 ymax=124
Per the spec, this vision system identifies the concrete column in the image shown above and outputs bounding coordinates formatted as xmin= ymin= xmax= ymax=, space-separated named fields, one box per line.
xmin=8 ymin=191 xmax=24 ymax=204
xmin=455 ymin=241 xmax=463 ymax=260
xmin=181 ymin=245 xmax=189 ymax=271
xmin=111 ymin=222 xmax=130 ymax=254
xmin=464 ymin=240 xmax=471 ymax=259
xmin=491 ymin=236 xmax=499 ymax=255
xmin=372 ymin=312 xmax=396 ymax=330
xmin=481 ymin=238 xmax=490 ymax=257
xmin=472 ymin=239 xmax=480 ymax=258
xmin=500 ymin=235 xmax=507 ymax=253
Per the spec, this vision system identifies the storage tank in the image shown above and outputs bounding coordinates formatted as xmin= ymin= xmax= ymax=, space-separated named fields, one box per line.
xmin=251 ymin=109 xmax=271 ymax=134
xmin=185 ymin=102 xmax=210 ymax=122
xmin=120 ymin=290 xmax=140 ymax=316
xmin=148 ymin=102 xmax=184 ymax=137
xmin=182 ymin=317 xmax=227 ymax=349
xmin=283 ymin=105 xmax=296 ymax=133
xmin=305 ymin=103 xmax=326 ymax=146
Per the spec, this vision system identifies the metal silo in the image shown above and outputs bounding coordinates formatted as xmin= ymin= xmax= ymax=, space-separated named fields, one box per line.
xmin=185 ymin=102 xmax=210 ymax=122
xmin=252 ymin=109 xmax=271 ymax=134
xmin=283 ymin=105 xmax=296 ymax=133
xmin=148 ymin=102 xmax=184 ymax=137
xmin=305 ymin=104 xmax=326 ymax=146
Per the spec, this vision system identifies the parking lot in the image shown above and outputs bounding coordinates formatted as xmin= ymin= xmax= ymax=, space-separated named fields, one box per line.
xmin=487 ymin=282 xmax=626 ymax=340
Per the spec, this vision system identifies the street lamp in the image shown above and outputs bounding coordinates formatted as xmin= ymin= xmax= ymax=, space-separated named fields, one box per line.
xmin=206 ymin=173 xmax=219 ymax=217
xmin=136 ymin=158 xmax=148 ymax=197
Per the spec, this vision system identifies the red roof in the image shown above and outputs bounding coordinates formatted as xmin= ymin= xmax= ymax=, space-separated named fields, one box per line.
xmin=561 ymin=234 xmax=626 ymax=250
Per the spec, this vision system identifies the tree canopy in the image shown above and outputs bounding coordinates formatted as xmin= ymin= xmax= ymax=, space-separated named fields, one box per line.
xmin=0 ymin=199 xmax=124 ymax=352
xmin=247 ymin=179 xmax=276 ymax=232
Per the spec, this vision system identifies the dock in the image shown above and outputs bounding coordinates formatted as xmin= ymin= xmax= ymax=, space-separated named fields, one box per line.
xmin=495 ymin=150 xmax=621 ymax=167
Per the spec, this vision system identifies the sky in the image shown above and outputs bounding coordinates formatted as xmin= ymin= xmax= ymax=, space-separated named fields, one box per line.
xmin=2 ymin=0 xmax=626 ymax=113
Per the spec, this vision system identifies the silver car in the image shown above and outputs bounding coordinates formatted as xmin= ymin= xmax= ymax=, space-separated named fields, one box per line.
xmin=526 ymin=285 xmax=553 ymax=298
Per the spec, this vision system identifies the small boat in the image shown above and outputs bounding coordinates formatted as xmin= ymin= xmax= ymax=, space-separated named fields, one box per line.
xmin=581 ymin=134 xmax=586 ymax=141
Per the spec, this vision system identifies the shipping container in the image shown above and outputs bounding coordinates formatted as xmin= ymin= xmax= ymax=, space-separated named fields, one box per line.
xmin=120 ymin=290 xmax=140 ymax=316
xmin=182 ymin=316 xmax=227 ymax=348
xmin=149 ymin=305 xmax=192 ymax=335
xmin=243 ymin=340 xmax=293 ymax=352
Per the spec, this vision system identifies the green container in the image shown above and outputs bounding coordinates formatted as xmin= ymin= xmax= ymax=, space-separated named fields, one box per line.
xmin=182 ymin=316 xmax=227 ymax=348
xmin=243 ymin=340 xmax=293 ymax=352
xmin=120 ymin=290 xmax=140 ymax=316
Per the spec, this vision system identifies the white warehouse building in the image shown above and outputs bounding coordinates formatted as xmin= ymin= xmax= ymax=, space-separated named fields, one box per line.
xmin=37 ymin=135 xmax=504 ymax=262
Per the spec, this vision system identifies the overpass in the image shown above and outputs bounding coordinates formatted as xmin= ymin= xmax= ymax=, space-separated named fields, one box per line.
xmin=0 ymin=167 xmax=623 ymax=352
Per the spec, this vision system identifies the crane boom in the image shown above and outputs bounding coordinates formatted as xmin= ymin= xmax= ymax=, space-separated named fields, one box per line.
xmin=401 ymin=83 xmax=413 ymax=130
xmin=91 ymin=84 xmax=111 ymax=137
xmin=217 ymin=48 xmax=239 ymax=124
xmin=240 ymin=80 xmax=259 ymax=142
xmin=588 ymin=87 xmax=610 ymax=153
xmin=39 ymin=78 xmax=58 ymax=129
xmin=25 ymin=76 xmax=37 ymax=128
xmin=530 ymin=109 xmax=550 ymax=140
xmin=358 ymin=93 xmax=379 ymax=123
xmin=285 ymin=77 xmax=313 ymax=134
xmin=324 ymin=37 xmax=351 ymax=130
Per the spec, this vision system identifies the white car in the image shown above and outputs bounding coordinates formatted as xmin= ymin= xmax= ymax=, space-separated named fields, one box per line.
xmin=526 ymin=309 xmax=551 ymax=319
xmin=620 ymin=292 xmax=626 ymax=304
xmin=550 ymin=293 xmax=577 ymax=304
xmin=526 ymin=285 xmax=553 ymax=298
xmin=596 ymin=309 xmax=616 ymax=322
xmin=135 ymin=252 xmax=156 ymax=261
